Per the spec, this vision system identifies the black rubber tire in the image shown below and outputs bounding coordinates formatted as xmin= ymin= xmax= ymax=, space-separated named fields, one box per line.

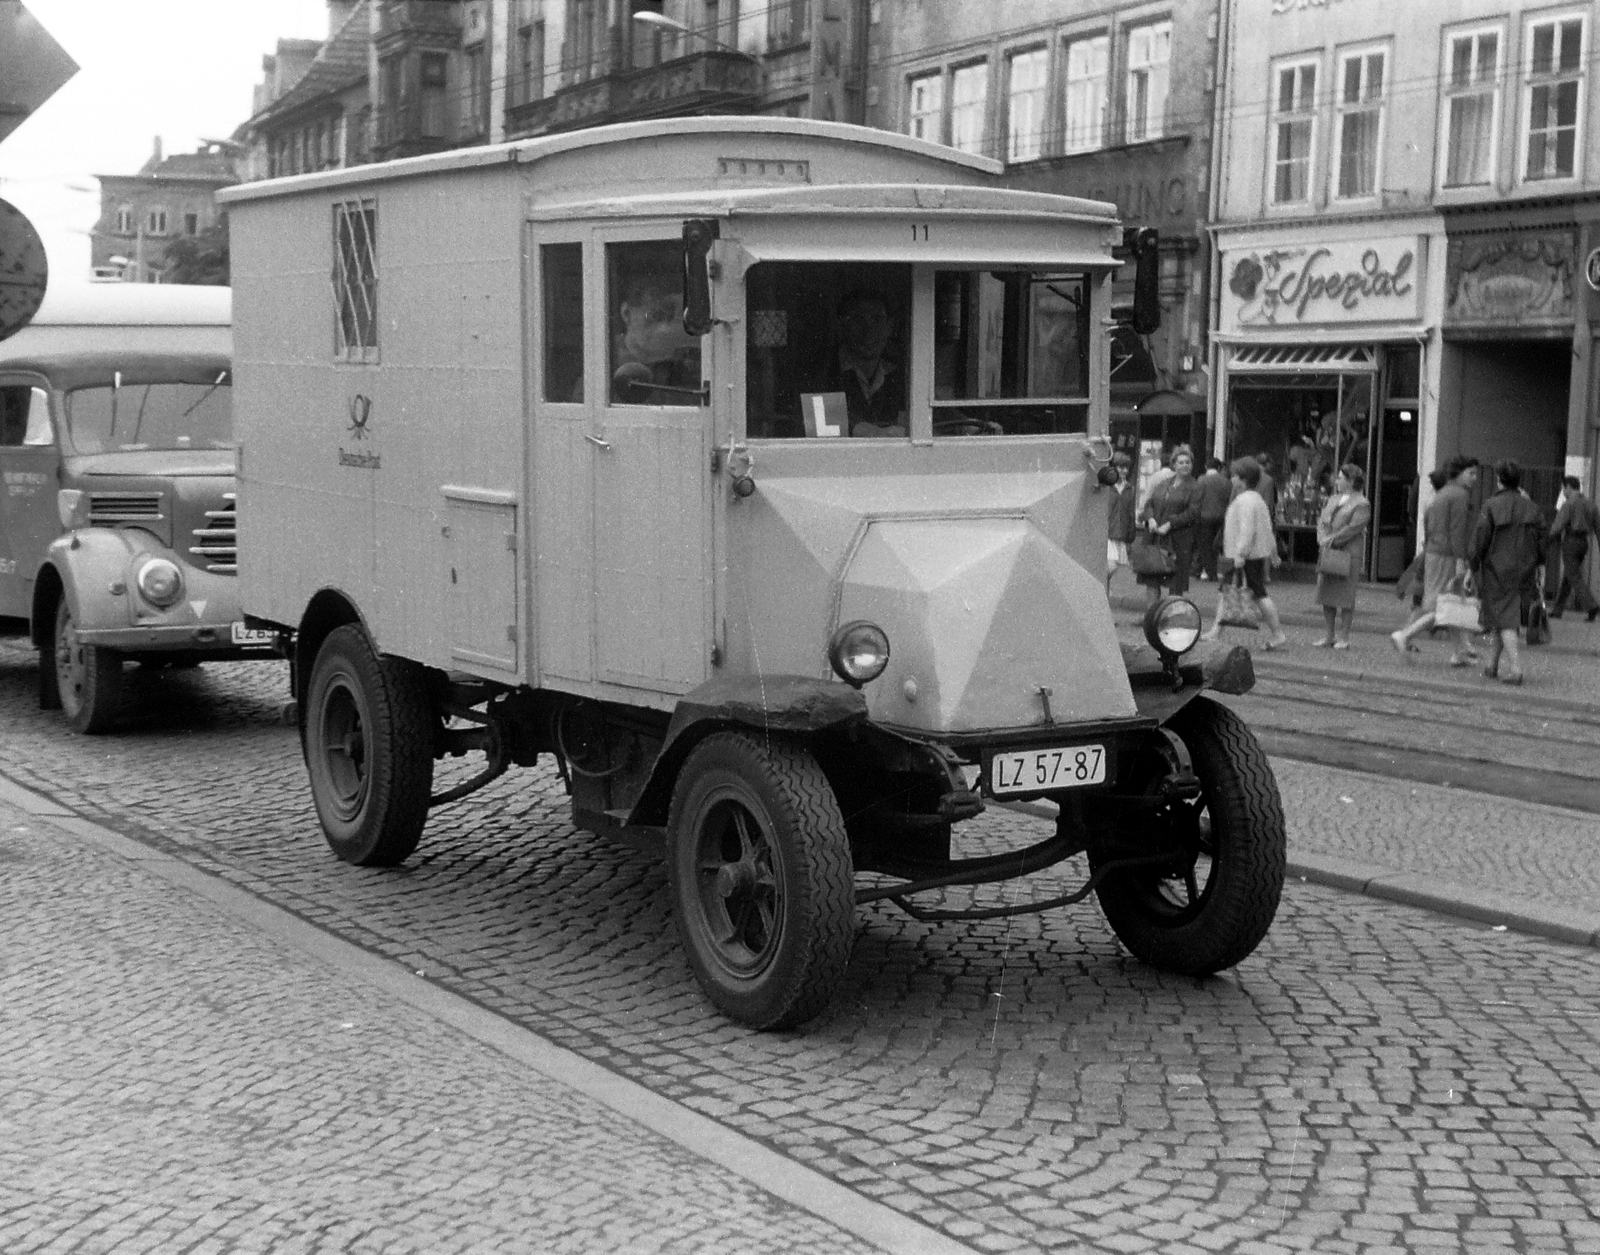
xmin=54 ymin=598 xmax=123 ymax=734
xmin=1092 ymin=696 xmax=1285 ymax=975
xmin=666 ymin=731 xmax=856 ymax=1030
xmin=303 ymin=625 xmax=434 ymax=867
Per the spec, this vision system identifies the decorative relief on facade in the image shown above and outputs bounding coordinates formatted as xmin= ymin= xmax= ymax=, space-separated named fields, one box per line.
xmin=1444 ymin=231 xmax=1576 ymax=328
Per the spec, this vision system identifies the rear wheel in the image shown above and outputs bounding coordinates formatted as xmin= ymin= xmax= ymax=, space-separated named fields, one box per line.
xmin=667 ymin=732 xmax=855 ymax=1030
xmin=304 ymin=625 xmax=434 ymax=867
xmin=1092 ymin=697 xmax=1285 ymax=975
xmin=54 ymin=598 xmax=123 ymax=734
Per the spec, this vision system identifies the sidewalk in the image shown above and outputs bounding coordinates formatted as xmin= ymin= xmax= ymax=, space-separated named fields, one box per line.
xmin=0 ymin=788 xmax=963 ymax=1255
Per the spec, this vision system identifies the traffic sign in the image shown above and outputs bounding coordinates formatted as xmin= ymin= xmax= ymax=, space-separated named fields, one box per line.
xmin=0 ymin=199 xmax=48 ymax=342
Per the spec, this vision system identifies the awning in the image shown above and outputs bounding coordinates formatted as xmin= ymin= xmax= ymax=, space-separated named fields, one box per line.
xmin=1137 ymin=388 xmax=1194 ymax=417
xmin=1227 ymin=343 xmax=1378 ymax=373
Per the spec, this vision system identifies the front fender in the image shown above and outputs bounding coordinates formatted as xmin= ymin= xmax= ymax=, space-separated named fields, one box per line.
xmin=627 ymin=675 xmax=869 ymax=827
xmin=1126 ymin=641 xmax=1256 ymax=725
xmin=42 ymin=528 xmax=243 ymax=644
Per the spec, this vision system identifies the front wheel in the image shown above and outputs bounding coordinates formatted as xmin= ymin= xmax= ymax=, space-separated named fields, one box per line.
xmin=54 ymin=598 xmax=123 ymax=734
xmin=667 ymin=732 xmax=856 ymax=1030
xmin=303 ymin=625 xmax=435 ymax=867
xmin=1092 ymin=696 xmax=1285 ymax=975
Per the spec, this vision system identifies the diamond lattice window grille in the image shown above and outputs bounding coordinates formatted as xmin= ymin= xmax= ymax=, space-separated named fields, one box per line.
xmin=333 ymin=199 xmax=378 ymax=361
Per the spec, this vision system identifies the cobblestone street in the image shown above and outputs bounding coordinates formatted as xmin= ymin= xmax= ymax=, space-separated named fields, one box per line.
xmin=1 ymin=642 xmax=1597 ymax=1254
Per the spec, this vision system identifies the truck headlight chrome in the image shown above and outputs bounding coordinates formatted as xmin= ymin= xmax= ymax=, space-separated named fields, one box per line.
xmin=134 ymin=557 xmax=184 ymax=608
xmin=1144 ymin=596 xmax=1201 ymax=658
xmin=828 ymin=620 xmax=890 ymax=688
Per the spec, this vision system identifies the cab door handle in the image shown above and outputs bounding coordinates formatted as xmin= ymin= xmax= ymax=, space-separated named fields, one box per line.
xmin=584 ymin=434 xmax=612 ymax=451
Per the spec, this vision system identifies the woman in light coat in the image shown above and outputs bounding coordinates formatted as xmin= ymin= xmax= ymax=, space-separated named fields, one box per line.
xmin=1314 ymin=463 xmax=1371 ymax=648
xmin=1201 ymin=457 xmax=1289 ymax=648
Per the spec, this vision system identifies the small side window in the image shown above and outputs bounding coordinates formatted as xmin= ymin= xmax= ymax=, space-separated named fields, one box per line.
xmin=23 ymin=387 xmax=52 ymax=445
xmin=541 ymin=242 xmax=585 ymax=403
xmin=607 ymin=240 xmax=701 ymax=408
xmin=333 ymin=198 xmax=378 ymax=362
xmin=0 ymin=386 xmax=31 ymax=446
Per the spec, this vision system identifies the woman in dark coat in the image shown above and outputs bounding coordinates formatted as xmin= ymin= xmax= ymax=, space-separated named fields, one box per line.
xmin=1470 ymin=459 xmax=1546 ymax=686
xmin=1138 ymin=445 xmax=1200 ymax=603
xmin=1314 ymin=463 xmax=1371 ymax=648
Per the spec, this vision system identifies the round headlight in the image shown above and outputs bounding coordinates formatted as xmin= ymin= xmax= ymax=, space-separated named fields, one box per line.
xmin=1143 ymin=596 xmax=1202 ymax=658
xmin=828 ymin=620 xmax=891 ymax=688
xmin=135 ymin=557 xmax=184 ymax=608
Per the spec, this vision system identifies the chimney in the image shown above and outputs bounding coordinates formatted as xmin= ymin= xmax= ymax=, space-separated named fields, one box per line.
xmin=152 ymin=135 xmax=162 ymax=165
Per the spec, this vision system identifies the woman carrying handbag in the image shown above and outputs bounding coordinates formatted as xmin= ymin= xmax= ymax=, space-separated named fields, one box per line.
xmin=1136 ymin=445 xmax=1200 ymax=606
xmin=1470 ymin=459 xmax=1547 ymax=685
xmin=1201 ymin=457 xmax=1289 ymax=648
xmin=1314 ymin=463 xmax=1371 ymax=648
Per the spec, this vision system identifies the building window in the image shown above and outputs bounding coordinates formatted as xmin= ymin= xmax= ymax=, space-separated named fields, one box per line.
xmin=1523 ymin=13 xmax=1585 ymax=181
xmin=1005 ymin=47 xmax=1048 ymax=164
xmin=1063 ymin=34 xmax=1108 ymax=153
xmin=572 ymin=0 xmax=601 ymax=83
xmin=1270 ymin=59 xmax=1317 ymax=205
xmin=333 ymin=199 xmax=378 ymax=361
xmin=420 ymin=53 xmax=449 ymax=138
xmin=1125 ymin=20 xmax=1170 ymax=143
xmin=147 ymin=208 xmax=168 ymax=235
xmin=518 ymin=21 xmax=545 ymax=104
xmin=950 ymin=62 xmax=988 ymax=155
xmin=1442 ymin=27 xmax=1500 ymax=187
xmin=769 ymin=0 xmax=809 ymax=51
xmin=184 ymin=212 xmax=199 ymax=236
xmin=907 ymin=71 xmax=943 ymax=143
xmin=1334 ymin=48 xmax=1385 ymax=199
xmin=115 ymin=206 xmax=132 ymax=235
xmin=465 ymin=44 xmax=488 ymax=135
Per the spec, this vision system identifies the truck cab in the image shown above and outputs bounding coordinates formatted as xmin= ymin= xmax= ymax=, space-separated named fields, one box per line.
xmin=0 ymin=285 xmax=275 ymax=732
xmin=223 ymin=118 xmax=1283 ymax=1031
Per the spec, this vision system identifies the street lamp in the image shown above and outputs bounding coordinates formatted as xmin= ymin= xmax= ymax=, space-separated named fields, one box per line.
xmin=630 ymin=10 xmax=756 ymax=60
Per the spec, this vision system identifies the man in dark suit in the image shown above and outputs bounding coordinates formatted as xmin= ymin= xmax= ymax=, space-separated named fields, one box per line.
xmin=1549 ymin=475 xmax=1600 ymax=621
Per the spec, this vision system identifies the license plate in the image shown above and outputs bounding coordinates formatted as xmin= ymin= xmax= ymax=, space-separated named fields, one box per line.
xmin=230 ymin=622 xmax=276 ymax=646
xmin=988 ymin=744 xmax=1107 ymax=796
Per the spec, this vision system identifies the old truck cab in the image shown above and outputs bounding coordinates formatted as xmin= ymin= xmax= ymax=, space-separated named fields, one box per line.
xmin=223 ymin=118 xmax=1284 ymax=1030
xmin=0 ymin=285 xmax=274 ymax=732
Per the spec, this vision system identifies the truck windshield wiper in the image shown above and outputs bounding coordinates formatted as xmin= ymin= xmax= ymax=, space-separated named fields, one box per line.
xmin=178 ymin=371 xmax=230 ymax=422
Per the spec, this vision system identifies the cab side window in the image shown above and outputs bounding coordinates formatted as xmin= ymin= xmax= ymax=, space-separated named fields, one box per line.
xmin=0 ymin=386 xmax=50 ymax=447
xmin=541 ymin=242 xmax=584 ymax=403
xmin=606 ymin=240 xmax=701 ymax=407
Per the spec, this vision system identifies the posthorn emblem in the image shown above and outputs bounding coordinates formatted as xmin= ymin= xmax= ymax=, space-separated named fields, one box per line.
xmin=347 ymin=393 xmax=372 ymax=439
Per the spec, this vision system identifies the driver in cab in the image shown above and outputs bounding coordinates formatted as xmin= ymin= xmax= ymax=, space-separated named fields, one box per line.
xmin=831 ymin=291 xmax=906 ymax=438
xmin=610 ymin=270 xmax=702 ymax=404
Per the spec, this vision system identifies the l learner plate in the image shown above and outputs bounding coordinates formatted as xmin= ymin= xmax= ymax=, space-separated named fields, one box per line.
xmin=989 ymin=744 xmax=1106 ymax=795
xmin=230 ymin=622 xmax=276 ymax=646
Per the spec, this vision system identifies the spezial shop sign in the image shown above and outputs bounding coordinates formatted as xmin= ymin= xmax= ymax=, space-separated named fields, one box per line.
xmin=1222 ymin=239 xmax=1420 ymax=330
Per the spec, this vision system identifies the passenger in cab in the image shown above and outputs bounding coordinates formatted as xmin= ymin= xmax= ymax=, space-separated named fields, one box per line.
xmin=831 ymin=291 xmax=907 ymax=437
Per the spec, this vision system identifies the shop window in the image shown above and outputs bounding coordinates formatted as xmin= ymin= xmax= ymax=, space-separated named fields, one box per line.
xmin=333 ymin=199 xmax=378 ymax=362
xmin=606 ymin=240 xmax=701 ymax=409
xmin=907 ymin=71 xmax=943 ymax=143
xmin=1523 ymin=13 xmax=1585 ymax=182
xmin=1442 ymin=27 xmax=1501 ymax=187
xmin=1063 ymin=34 xmax=1108 ymax=154
xmin=1270 ymin=59 xmax=1317 ymax=205
xmin=541 ymin=243 xmax=584 ymax=403
xmin=1005 ymin=47 xmax=1048 ymax=164
xmin=950 ymin=63 xmax=989 ymax=156
xmin=1334 ymin=47 xmax=1386 ymax=200
xmin=1125 ymin=20 xmax=1170 ymax=143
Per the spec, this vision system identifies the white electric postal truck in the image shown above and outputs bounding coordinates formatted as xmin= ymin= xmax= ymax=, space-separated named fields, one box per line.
xmin=221 ymin=117 xmax=1283 ymax=1030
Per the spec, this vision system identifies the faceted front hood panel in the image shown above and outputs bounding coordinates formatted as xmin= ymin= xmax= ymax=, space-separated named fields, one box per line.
xmin=838 ymin=517 xmax=1136 ymax=732
xmin=729 ymin=462 xmax=1137 ymax=735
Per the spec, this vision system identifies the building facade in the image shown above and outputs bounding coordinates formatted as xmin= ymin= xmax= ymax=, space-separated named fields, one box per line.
xmin=1211 ymin=0 xmax=1600 ymax=585
xmin=866 ymin=0 xmax=1221 ymax=473
xmin=91 ymin=139 xmax=238 ymax=283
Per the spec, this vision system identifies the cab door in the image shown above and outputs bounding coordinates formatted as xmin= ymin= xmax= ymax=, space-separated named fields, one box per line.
xmin=0 ymin=378 xmax=60 ymax=620
xmin=587 ymin=231 xmax=713 ymax=694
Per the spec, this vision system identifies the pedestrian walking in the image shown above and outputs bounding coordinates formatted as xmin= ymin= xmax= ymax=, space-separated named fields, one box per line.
xmin=1548 ymin=474 xmax=1599 ymax=621
xmin=1137 ymin=445 xmax=1200 ymax=604
xmin=1390 ymin=456 xmax=1480 ymax=665
xmin=1201 ymin=457 xmax=1288 ymax=648
xmin=1313 ymin=463 xmax=1370 ymax=649
xmin=1105 ymin=451 xmax=1136 ymax=595
xmin=1470 ymin=459 xmax=1547 ymax=686
xmin=1193 ymin=457 xmax=1231 ymax=582
xmin=1255 ymin=451 xmax=1279 ymax=524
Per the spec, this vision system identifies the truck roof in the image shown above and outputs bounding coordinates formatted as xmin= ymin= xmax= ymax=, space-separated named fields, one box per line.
xmin=18 ymin=283 xmax=231 ymax=328
xmin=216 ymin=116 xmax=1110 ymax=223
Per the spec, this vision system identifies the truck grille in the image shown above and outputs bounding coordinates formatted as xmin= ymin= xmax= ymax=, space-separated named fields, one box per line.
xmin=88 ymin=492 xmax=163 ymax=525
xmin=190 ymin=492 xmax=237 ymax=574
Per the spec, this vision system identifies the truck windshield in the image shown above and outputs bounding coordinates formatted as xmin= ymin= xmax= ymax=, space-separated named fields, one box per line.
xmin=62 ymin=378 xmax=233 ymax=453
xmin=745 ymin=263 xmax=1091 ymax=439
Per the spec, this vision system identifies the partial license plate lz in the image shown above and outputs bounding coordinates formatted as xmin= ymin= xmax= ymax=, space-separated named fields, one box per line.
xmin=988 ymin=744 xmax=1107 ymax=796
xmin=230 ymin=622 xmax=276 ymax=646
